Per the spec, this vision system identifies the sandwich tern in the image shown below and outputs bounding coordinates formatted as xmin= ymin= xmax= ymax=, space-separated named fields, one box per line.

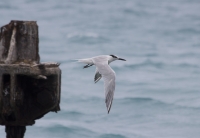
xmin=77 ymin=55 xmax=126 ymax=113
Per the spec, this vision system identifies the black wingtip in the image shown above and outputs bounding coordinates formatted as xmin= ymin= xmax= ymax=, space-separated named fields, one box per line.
xmin=107 ymin=108 xmax=111 ymax=114
xmin=107 ymin=102 xmax=112 ymax=114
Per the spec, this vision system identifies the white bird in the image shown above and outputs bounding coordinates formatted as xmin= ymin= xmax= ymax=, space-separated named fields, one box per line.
xmin=77 ymin=55 xmax=126 ymax=113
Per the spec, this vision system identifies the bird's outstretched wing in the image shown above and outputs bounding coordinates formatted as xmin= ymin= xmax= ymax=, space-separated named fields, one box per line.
xmin=94 ymin=68 xmax=102 ymax=83
xmin=92 ymin=58 xmax=116 ymax=113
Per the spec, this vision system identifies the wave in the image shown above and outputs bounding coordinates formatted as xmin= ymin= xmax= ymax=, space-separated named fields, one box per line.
xmin=42 ymin=124 xmax=96 ymax=137
xmin=119 ymin=97 xmax=160 ymax=104
xmin=176 ymin=63 xmax=199 ymax=68
xmin=177 ymin=28 xmax=200 ymax=35
xmin=123 ymin=59 xmax=199 ymax=70
xmin=123 ymin=8 xmax=149 ymax=17
xmin=66 ymin=32 xmax=109 ymax=44
xmin=46 ymin=124 xmax=76 ymax=133
xmin=99 ymin=133 xmax=127 ymax=138
xmin=64 ymin=110 xmax=84 ymax=117
xmin=124 ymin=60 xmax=165 ymax=69
xmin=117 ymin=97 xmax=200 ymax=113
xmin=67 ymin=32 xmax=99 ymax=39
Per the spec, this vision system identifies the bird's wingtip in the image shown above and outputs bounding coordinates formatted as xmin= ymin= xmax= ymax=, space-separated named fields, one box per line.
xmin=106 ymin=99 xmax=113 ymax=114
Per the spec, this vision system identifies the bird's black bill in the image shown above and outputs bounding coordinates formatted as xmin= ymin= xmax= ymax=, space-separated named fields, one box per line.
xmin=118 ymin=58 xmax=126 ymax=61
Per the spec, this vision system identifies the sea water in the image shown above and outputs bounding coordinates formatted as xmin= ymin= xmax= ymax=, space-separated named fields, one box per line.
xmin=0 ymin=0 xmax=200 ymax=138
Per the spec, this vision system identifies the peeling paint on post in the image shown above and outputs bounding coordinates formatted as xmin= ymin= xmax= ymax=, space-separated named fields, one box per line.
xmin=0 ymin=20 xmax=61 ymax=138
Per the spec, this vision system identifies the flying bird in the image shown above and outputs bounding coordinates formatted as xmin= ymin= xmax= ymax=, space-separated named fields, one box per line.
xmin=77 ymin=55 xmax=126 ymax=113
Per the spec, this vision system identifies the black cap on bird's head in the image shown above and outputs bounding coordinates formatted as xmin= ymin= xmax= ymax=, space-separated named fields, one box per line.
xmin=110 ymin=54 xmax=118 ymax=58
xmin=109 ymin=54 xmax=126 ymax=61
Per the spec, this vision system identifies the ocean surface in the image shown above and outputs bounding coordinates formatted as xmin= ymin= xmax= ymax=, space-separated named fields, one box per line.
xmin=0 ymin=0 xmax=200 ymax=138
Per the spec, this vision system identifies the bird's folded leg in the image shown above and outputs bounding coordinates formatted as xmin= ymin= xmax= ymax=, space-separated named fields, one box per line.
xmin=83 ymin=64 xmax=93 ymax=68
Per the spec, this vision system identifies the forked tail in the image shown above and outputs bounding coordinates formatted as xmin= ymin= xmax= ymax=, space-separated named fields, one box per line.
xmin=75 ymin=58 xmax=93 ymax=64
xmin=74 ymin=58 xmax=94 ymax=68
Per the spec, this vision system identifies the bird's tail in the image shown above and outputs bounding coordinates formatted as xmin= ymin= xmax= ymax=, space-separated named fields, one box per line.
xmin=73 ymin=58 xmax=93 ymax=64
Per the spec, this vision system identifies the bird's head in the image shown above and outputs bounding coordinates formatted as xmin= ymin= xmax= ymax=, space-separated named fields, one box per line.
xmin=108 ymin=54 xmax=126 ymax=63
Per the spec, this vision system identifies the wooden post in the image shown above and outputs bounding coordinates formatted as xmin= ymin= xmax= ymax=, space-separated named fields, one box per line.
xmin=5 ymin=126 xmax=26 ymax=138
xmin=0 ymin=20 xmax=61 ymax=138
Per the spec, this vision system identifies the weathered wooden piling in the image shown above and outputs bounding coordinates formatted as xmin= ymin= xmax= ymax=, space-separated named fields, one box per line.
xmin=0 ymin=20 xmax=61 ymax=138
